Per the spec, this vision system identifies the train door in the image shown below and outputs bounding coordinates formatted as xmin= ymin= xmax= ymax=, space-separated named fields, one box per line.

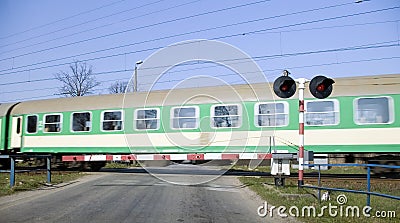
xmin=10 ymin=116 xmax=22 ymax=148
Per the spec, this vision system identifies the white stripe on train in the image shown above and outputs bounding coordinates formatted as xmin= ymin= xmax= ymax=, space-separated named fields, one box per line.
xmin=24 ymin=128 xmax=400 ymax=149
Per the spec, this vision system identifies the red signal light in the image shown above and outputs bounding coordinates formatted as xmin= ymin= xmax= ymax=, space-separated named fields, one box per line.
xmin=316 ymin=84 xmax=325 ymax=92
xmin=273 ymin=76 xmax=296 ymax=98
xmin=309 ymin=75 xmax=334 ymax=99
xmin=280 ymin=85 xmax=288 ymax=92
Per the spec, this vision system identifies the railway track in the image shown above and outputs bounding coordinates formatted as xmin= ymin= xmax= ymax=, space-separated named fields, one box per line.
xmin=4 ymin=166 xmax=400 ymax=182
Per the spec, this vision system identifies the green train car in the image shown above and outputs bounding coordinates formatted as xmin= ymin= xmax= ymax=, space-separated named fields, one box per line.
xmin=0 ymin=74 xmax=399 ymax=168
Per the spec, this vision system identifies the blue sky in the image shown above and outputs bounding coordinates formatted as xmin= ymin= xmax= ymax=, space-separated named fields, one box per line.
xmin=0 ymin=0 xmax=399 ymax=102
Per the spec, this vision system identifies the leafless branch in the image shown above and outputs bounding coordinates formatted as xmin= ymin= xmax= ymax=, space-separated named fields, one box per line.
xmin=54 ymin=60 xmax=100 ymax=97
xmin=108 ymin=81 xmax=131 ymax=94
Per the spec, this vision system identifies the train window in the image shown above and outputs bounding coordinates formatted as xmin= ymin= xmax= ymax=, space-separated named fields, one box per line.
xmin=101 ymin=111 xmax=123 ymax=131
xmin=211 ymin=104 xmax=241 ymax=128
xmin=72 ymin=112 xmax=91 ymax=132
xmin=26 ymin=115 xmax=38 ymax=134
xmin=255 ymin=102 xmax=288 ymax=127
xmin=16 ymin=117 xmax=22 ymax=134
xmin=135 ymin=108 xmax=159 ymax=130
xmin=354 ymin=96 xmax=394 ymax=125
xmin=171 ymin=106 xmax=199 ymax=129
xmin=305 ymin=100 xmax=339 ymax=126
xmin=43 ymin=114 xmax=62 ymax=133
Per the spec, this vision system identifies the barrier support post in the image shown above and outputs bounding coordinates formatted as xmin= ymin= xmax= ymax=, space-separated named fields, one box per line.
xmin=47 ymin=156 xmax=51 ymax=184
xmin=367 ymin=166 xmax=371 ymax=207
xmin=10 ymin=157 xmax=15 ymax=187
xmin=318 ymin=165 xmax=321 ymax=202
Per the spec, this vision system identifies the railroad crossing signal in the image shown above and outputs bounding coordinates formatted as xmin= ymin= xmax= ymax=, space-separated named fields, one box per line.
xmin=309 ymin=75 xmax=335 ymax=99
xmin=273 ymin=76 xmax=296 ymax=98
xmin=273 ymin=75 xmax=334 ymax=99
xmin=272 ymin=72 xmax=335 ymax=187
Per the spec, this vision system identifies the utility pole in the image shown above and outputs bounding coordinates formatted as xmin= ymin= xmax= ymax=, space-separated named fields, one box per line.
xmin=134 ymin=60 xmax=143 ymax=92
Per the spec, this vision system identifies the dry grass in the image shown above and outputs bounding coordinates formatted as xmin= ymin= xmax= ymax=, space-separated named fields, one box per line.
xmin=238 ymin=167 xmax=400 ymax=223
xmin=0 ymin=171 xmax=84 ymax=196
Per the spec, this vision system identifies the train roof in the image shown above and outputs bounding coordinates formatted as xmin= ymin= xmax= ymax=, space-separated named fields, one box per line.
xmin=0 ymin=103 xmax=18 ymax=117
xmin=9 ymin=73 xmax=400 ymax=115
xmin=10 ymin=82 xmax=274 ymax=115
xmin=330 ymin=73 xmax=400 ymax=97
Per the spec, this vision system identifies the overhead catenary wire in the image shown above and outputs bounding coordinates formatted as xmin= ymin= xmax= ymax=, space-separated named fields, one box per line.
xmin=0 ymin=0 xmax=192 ymax=51
xmin=2 ymin=52 xmax=399 ymax=99
xmin=0 ymin=0 xmax=127 ymax=40
xmin=136 ymin=53 xmax=400 ymax=81
xmin=1 ymin=1 xmax=398 ymax=102
xmin=212 ymin=6 xmax=400 ymax=40
xmin=0 ymin=76 xmax=131 ymax=95
xmin=0 ymin=0 xmax=271 ymax=62
xmin=0 ymin=40 xmax=398 ymax=87
xmin=0 ymin=38 xmax=398 ymax=87
xmin=0 ymin=0 xmax=351 ymax=55
xmin=7 ymin=73 xmax=400 ymax=104
xmin=1 ymin=5 xmax=398 ymax=76
xmin=138 ymin=50 xmax=400 ymax=86
xmin=254 ymin=19 xmax=400 ymax=34
xmin=5 ymin=1 xmax=375 ymax=54
xmin=0 ymin=1 xmax=357 ymax=73
xmin=130 ymin=41 xmax=399 ymax=83
xmin=2 ymin=16 xmax=397 ymax=77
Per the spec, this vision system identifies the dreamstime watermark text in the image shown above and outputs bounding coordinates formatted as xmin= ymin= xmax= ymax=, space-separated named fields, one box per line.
xmin=257 ymin=194 xmax=397 ymax=219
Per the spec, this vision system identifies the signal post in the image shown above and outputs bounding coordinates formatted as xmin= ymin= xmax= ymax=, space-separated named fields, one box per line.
xmin=297 ymin=78 xmax=307 ymax=186
xmin=273 ymin=71 xmax=334 ymax=187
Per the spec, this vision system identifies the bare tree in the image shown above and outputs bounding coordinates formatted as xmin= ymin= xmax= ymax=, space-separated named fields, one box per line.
xmin=108 ymin=81 xmax=130 ymax=94
xmin=55 ymin=61 xmax=100 ymax=97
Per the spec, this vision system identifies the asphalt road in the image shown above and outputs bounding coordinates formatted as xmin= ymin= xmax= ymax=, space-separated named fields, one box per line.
xmin=0 ymin=164 xmax=294 ymax=223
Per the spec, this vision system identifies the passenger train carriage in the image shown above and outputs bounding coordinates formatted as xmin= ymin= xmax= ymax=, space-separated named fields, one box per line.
xmin=0 ymin=74 xmax=399 ymax=170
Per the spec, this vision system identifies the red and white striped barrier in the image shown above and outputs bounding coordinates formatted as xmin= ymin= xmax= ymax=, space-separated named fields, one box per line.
xmin=62 ymin=153 xmax=273 ymax=162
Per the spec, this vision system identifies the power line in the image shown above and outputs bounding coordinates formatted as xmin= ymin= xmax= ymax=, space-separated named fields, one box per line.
xmin=0 ymin=69 xmax=130 ymax=86
xmin=1 ymin=39 xmax=398 ymax=84
xmin=0 ymin=76 xmax=133 ymax=95
xmin=212 ymin=6 xmax=400 ymax=40
xmin=3 ymin=51 xmax=400 ymax=96
xmin=0 ymin=1 xmax=355 ymax=73
xmin=0 ymin=46 xmax=162 ymax=76
xmin=123 ymin=40 xmax=400 ymax=73
xmin=1 ymin=5 xmax=397 ymax=76
xmin=136 ymin=42 xmax=400 ymax=78
xmin=0 ymin=0 xmax=127 ymax=40
xmin=1 ymin=0 xmax=350 ymax=54
xmin=0 ymin=0 xmax=271 ymax=61
xmin=1 ymin=41 xmax=398 ymax=88
xmin=0 ymin=77 xmax=57 ymax=86
xmin=139 ymin=54 xmax=400 ymax=86
xmin=0 ymin=0 xmax=190 ymax=52
xmin=3 ymin=54 xmax=400 ymax=102
xmin=254 ymin=19 xmax=400 ymax=34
